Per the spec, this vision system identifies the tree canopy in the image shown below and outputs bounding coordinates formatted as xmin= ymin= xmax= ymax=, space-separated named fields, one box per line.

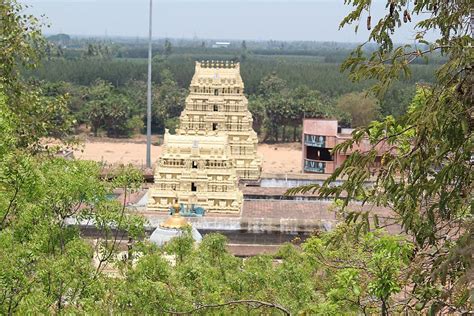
xmin=336 ymin=91 xmax=380 ymax=127
xmin=1 ymin=0 xmax=472 ymax=314
xmin=251 ymin=74 xmax=344 ymax=142
xmin=289 ymin=0 xmax=473 ymax=313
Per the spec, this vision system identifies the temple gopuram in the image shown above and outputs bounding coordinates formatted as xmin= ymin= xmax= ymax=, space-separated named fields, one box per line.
xmin=147 ymin=61 xmax=261 ymax=214
xmin=178 ymin=60 xmax=261 ymax=180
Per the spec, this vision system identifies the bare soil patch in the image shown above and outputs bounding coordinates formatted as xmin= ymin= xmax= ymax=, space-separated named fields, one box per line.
xmin=73 ymin=137 xmax=302 ymax=173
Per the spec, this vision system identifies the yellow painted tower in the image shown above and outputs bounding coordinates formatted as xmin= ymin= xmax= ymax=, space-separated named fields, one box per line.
xmin=147 ymin=61 xmax=260 ymax=214
xmin=178 ymin=61 xmax=261 ymax=180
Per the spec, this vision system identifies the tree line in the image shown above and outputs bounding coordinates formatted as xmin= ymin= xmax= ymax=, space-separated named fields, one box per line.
xmin=24 ymin=46 xmax=431 ymax=140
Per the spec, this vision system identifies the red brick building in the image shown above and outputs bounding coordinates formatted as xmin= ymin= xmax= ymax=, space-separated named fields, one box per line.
xmin=302 ymin=119 xmax=384 ymax=174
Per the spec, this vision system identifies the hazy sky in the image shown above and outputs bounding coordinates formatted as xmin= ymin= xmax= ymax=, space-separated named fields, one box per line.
xmin=25 ymin=0 xmax=429 ymax=43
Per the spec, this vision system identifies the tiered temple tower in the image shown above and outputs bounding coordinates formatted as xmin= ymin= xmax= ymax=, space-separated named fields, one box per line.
xmin=177 ymin=61 xmax=261 ymax=180
xmin=147 ymin=61 xmax=261 ymax=214
xmin=147 ymin=133 xmax=243 ymax=213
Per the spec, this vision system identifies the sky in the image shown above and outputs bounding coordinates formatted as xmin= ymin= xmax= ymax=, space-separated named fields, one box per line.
xmin=24 ymin=0 xmax=429 ymax=43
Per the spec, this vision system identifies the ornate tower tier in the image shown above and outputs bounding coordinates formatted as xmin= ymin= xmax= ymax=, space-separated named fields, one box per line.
xmin=147 ymin=61 xmax=261 ymax=214
xmin=177 ymin=61 xmax=262 ymax=180
xmin=147 ymin=132 xmax=243 ymax=214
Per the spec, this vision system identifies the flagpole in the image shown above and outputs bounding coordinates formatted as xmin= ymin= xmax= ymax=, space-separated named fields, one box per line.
xmin=146 ymin=0 xmax=153 ymax=168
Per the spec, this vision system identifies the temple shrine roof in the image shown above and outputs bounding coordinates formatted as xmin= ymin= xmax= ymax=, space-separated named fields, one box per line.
xmin=191 ymin=61 xmax=244 ymax=88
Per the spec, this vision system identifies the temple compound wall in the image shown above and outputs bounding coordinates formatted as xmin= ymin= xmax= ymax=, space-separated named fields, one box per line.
xmin=147 ymin=61 xmax=261 ymax=214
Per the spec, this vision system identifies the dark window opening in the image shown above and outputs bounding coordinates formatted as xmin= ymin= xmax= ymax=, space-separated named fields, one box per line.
xmin=192 ymin=161 xmax=197 ymax=169
xmin=191 ymin=182 xmax=197 ymax=192
xmin=212 ymin=123 xmax=218 ymax=131
xmin=214 ymin=89 xmax=219 ymax=96
xmin=213 ymin=104 xmax=218 ymax=111
xmin=306 ymin=146 xmax=333 ymax=161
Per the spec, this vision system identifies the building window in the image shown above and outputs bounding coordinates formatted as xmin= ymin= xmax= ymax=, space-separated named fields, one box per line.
xmin=191 ymin=182 xmax=197 ymax=192
xmin=214 ymin=89 xmax=219 ymax=96
xmin=306 ymin=147 xmax=333 ymax=161
xmin=212 ymin=123 xmax=218 ymax=131
xmin=213 ymin=104 xmax=218 ymax=111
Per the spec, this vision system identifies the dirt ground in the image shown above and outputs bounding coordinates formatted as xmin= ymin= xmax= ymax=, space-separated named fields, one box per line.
xmin=257 ymin=142 xmax=302 ymax=174
xmin=73 ymin=136 xmax=302 ymax=174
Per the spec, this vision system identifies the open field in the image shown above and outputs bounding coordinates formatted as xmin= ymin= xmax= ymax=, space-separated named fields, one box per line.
xmin=73 ymin=137 xmax=302 ymax=174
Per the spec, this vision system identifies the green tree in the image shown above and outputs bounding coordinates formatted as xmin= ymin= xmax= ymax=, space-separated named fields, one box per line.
xmin=0 ymin=84 xmax=145 ymax=313
xmin=380 ymin=84 xmax=415 ymax=117
xmin=152 ymin=69 xmax=187 ymax=133
xmin=289 ymin=86 xmax=342 ymax=141
xmin=257 ymin=75 xmax=341 ymax=142
xmin=290 ymin=0 xmax=473 ymax=313
xmin=248 ymin=95 xmax=266 ymax=135
xmin=302 ymin=223 xmax=412 ymax=315
xmin=241 ymin=40 xmax=248 ymax=61
xmin=163 ymin=227 xmax=194 ymax=264
xmin=257 ymin=74 xmax=290 ymax=142
xmin=0 ymin=1 xmax=73 ymax=149
xmin=336 ymin=91 xmax=380 ymax=127
xmin=258 ymin=72 xmax=287 ymax=97
xmin=41 ymin=81 xmax=88 ymax=126
xmin=102 ymin=94 xmax=134 ymax=137
xmin=85 ymin=80 xmax=140 ymax=137
xmin=164 ymin=39 xmax=173 ymax=58
xmin=262 ymin=92 xmax=289 ymax=142
xmin=85 ymin=80 xmax=112 ymax=136
xmin=0 ymin=2 xmax=44 ymax=87
xmin=83 ymin=42 xmax=113 ymax=59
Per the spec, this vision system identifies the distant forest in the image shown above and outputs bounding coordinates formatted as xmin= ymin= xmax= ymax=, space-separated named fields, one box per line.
xmin=24 ymin=35 xmax=439 ymax=141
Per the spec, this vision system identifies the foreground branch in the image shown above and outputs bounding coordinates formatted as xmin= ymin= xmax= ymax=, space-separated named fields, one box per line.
xmin=165 ymin=299 xmax=291 ymax=315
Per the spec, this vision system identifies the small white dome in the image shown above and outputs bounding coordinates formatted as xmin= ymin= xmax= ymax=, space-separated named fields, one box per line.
xmin=149 ymin=226 xmax=202 ymax=246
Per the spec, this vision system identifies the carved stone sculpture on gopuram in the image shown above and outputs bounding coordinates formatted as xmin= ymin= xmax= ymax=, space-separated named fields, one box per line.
xmin=147 ymin=60 xmax=262 ymax=214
